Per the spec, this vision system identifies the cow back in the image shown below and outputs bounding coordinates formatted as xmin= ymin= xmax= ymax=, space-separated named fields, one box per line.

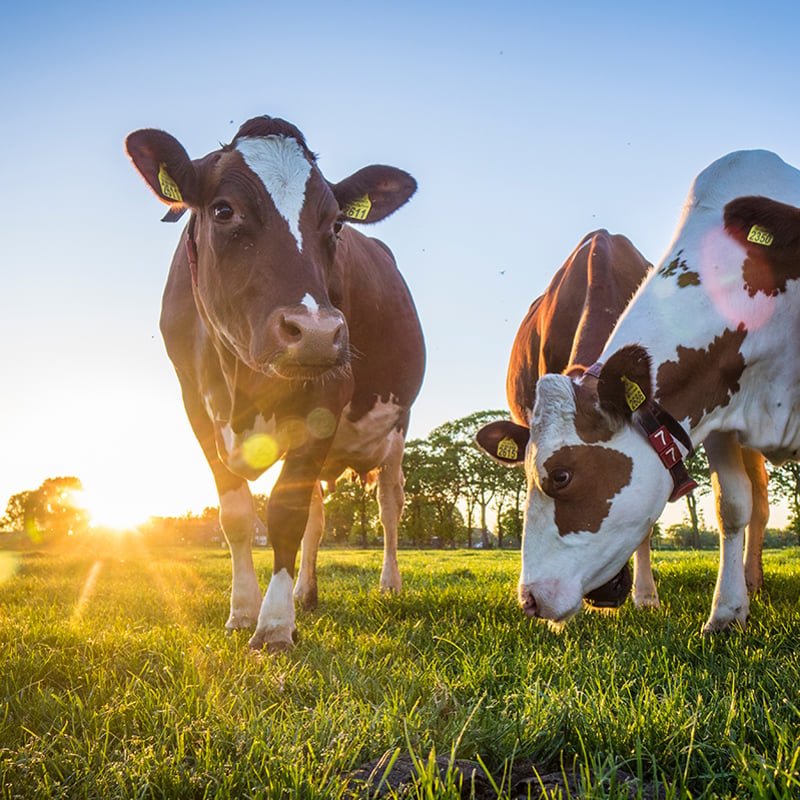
xmin=506 ymin=230 xmax=651 ymax=426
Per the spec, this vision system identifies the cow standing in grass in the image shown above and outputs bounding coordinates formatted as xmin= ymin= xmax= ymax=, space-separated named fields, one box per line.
xmin=127 ymin=116 xmax=424 ymax=650
xmin=479 ymin=221 xmax=770 ymax=629
xmin=479 ymin=150 xmax=794 ymax=632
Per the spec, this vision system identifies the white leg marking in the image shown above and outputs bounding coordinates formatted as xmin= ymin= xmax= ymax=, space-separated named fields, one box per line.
xmin=236 ymin=136 xmax=312 ymax=251
xmin=219 ymin=486 xmax=262 ymax=630
xmin=377 ymin=432 xmax=404 ymax=594
xmin=743 ymin=449 xmax=768 ymax=594
xmin=251 ymin=568 xmax=296 ymax=649
xmin=294 ymin=483 xmax=324 ymax=609
xmin=632 ymin=533 xmax=660 ymax=609
xmin=703 ymin=433 xmax=751 ymax=633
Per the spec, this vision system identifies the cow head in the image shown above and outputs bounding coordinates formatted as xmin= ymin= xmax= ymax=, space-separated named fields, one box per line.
xmin=126 ymin=116 xmax=416 ymax=383
xmin=477 ymin=346 xmax=681 ymax=626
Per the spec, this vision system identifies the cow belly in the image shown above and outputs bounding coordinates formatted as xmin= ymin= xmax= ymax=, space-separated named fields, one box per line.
xmin=324 ymin=397 xmax=405 ymax=478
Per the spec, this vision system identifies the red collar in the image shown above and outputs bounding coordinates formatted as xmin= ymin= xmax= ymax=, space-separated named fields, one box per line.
xmin=584 ymin=362 xmax=697 ymax=502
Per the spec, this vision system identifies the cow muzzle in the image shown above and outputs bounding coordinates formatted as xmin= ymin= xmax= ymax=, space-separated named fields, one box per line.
xmin=518 ymin=581 xmax=583 ymax=625
xmin=260 ymin=304 xmax=349 ymax=377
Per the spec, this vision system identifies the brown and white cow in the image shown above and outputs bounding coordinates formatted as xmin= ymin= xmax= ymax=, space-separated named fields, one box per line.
xmin=488 ymin=150 xmax=790 ymax=633
xmin=478 ymin=228 xmax=768 ymax=620
xmin=126 ymin=115 xmax=424 ymax=650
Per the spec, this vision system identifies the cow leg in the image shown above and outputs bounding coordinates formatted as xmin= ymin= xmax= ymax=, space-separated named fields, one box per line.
xmin=293 ymin=482 xmax=324 ymax=610
xmin=249 ymin=454 xmax=322 ymax=651
xmin=377 ymin=432 xmax=404 ymax=594
xmin=703 ymin=432 xmax=751 ymax=633
xmin=218 ymin=483 xmax=263 ymax=630
xmin=173 ymin=374 xmax=262 ymax=630
xmin=632 ymin=531 xmax=660 ymax=609
xmin=742 ymin=448 xmax=768 ymax=594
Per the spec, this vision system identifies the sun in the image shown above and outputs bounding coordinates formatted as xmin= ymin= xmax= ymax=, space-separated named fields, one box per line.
xmin=73 ymin=488 xmax=149 ymax=532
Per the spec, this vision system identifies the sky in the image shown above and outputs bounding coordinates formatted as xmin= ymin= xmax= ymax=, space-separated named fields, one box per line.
xmin=2 ymin=0 xmax=800 ymax=528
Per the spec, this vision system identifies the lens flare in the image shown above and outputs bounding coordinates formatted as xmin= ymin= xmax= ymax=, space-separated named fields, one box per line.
xmin=242 ymin=433 xmax=281 ymax=469
xmin=307 ymin=407 xmax=337 ymax=439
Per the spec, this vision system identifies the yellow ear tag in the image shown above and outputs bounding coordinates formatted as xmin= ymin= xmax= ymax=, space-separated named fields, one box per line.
xmin=747 ymin=224 xmax=773 ymax=246
xmin=158 ymin=163 xmax=183 ymax=203
xmin=621 ymin=375 xmax=646 ymax=411
xmin=344 ymin=194 xmax=371 ymax=221
xmin=496 ymin=436 xmax=519 ymax=461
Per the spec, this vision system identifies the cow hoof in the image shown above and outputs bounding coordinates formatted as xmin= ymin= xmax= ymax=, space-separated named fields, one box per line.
xmin=225 ymin=615 xmax=257 ymax=632
xmin=248 ymin=627 xmax=297 ymax=652
xmin=633 ymin=594 xmax=661 ymax=610
xmin=701 ymin=614 xmax=747 ymax=636
xmin=295 ymin=589 xmax=318 ymax=611
xmin=265 ymin=640 xmax=293 ymax=655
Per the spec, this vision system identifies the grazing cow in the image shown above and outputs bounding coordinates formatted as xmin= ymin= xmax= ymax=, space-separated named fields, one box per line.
xmin=126 ymin=115 xmax=424 ymax=650
xmin=478 ymin=230 xmax=769 ymax=618
xmin=482 ymin=150 xmax=791 ymax=632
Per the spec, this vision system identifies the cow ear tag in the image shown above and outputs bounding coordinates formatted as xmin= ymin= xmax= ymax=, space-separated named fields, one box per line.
xmin=344 ymin=193 xmax=372 ymax=221
xmin=158 ymin=163 xmax=183 ymax=203
xmin=496 ymin=436 xmax=519 ymax=461
xmin=747 ymin=224 xmax=774 ymax=246
xmin=621 ymin=375 xmax=646 ymax=411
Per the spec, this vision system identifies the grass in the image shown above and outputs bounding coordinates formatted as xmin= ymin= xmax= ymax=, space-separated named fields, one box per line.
xmin=0 ymin=539 xmax=799 ymax=798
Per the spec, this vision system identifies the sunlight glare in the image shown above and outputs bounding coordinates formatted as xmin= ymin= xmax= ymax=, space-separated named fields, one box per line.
xmin=75 ymin=488 xmax=148 ymax=531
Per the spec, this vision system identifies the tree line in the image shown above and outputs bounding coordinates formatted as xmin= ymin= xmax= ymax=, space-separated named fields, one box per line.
xmin=4 ymin=410 xmax=800 ymax=548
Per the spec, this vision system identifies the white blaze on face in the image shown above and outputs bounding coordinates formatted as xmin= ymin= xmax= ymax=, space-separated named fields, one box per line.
xmin=236 ymin=136 xmax=312 ymax=251
xmin=301 ymin=293 xmax=320 ymax=315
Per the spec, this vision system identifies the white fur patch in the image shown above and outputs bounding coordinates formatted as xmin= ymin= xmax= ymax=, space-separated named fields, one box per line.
xmin=236 ymin=136 xmax=312 ymax=251
xmin=329 ymin=397 xmax=405 ymax=470
xmin=256 ymin=568 xmax=296 ymax=644
xmin=301 ymin=293 xmax=320 ymax=314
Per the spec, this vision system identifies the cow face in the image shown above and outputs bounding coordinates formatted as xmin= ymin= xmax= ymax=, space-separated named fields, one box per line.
xmin=477 ymin=349 xmax=675 ymax=626
xmin=126 ymin=116 xmax=416 ymax=383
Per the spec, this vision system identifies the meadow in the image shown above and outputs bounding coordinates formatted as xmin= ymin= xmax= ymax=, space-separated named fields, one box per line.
xmin=1 ymin=540 xmax=799 ymax=799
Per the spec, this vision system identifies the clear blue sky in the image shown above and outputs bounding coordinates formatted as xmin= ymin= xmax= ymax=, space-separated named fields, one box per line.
xmin=2 ymin=0 xmax=799 ymax=524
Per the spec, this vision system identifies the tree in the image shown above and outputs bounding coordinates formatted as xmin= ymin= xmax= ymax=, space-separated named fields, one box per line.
xmin=1 ymin=477 xmax=89 ymax=540
xmin=683 ymin=447 xmax=712 ymax=548
xmin=452 ymin=410 xmax=513 ymax=548
xmin=402 ymin=436 xmax=461 ymax=546
xmin=1 ymin=490 xmax=37 ymax=537
xmin=324 ymin=475 xmax=379 ymax=546
xmin=768 ymin=461 xmax=800 ymax=542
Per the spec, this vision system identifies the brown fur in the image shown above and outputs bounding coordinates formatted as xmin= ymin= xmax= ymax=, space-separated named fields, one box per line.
xmin=724 ymin=195 xmax=800 ymax=297
xmin=543 ymin=445 xmax=633 ymax=535
xmin=506 ymin=231 xmax=651 ymax=425
xmin=656 ymin=326 xmax=747 ymax=427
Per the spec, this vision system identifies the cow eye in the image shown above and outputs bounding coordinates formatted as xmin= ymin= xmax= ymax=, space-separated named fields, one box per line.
xmin=332 ymin=219 xmax=344 ymax=237
xmin=212 ymin=202 xmax=234 ymax=222
xmin=549 ymin=468 xmax=572 ymax=490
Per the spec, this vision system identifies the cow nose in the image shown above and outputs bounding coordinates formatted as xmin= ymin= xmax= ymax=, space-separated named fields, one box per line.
xmin=519 ymin=585 xmax=539 ymax=618
xmin=276 ymin=307 xmax=348 ymax=366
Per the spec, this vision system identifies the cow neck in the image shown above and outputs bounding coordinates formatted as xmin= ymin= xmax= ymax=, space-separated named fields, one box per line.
xmin=583 ymin=362 xmax=698 ymax=502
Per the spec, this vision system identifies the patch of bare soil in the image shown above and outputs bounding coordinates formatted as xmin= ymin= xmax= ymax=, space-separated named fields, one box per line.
xmin=344 ymin=753 xmax=668 ymax=799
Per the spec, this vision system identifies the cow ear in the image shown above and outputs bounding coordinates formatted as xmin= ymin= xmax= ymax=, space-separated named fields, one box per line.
xmin=126 ymin=129 xmax=198 ymax=219
xmin=331 ymin=165 xmax=417 ymax=224
xmin=597 ymin=345 xmax=653 ymax=420
xmin=724 ymin=195 xmax=800 ymax=251
xmin=475 ymin=421 xmax=529 ymax=466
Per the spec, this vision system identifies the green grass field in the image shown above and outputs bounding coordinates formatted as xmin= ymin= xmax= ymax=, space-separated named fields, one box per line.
xmin=1 ymin=539 xmax=799 ymax=798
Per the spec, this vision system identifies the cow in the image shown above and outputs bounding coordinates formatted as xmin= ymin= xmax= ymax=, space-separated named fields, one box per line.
xmin=126 ymin=115 xmax=425 ymax=651
xmin=478 ymin=229 xmax=768 ymax=618
xmin=477 ymin=150 xmax=789 ymax=633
